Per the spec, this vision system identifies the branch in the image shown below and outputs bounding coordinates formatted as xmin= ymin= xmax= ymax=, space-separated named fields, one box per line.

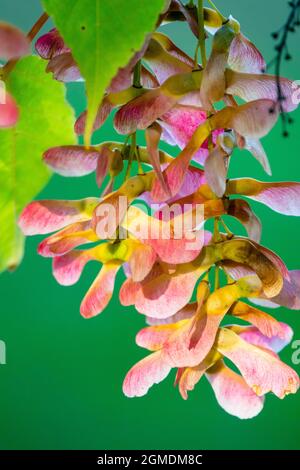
xmin=3 ymin=12 xmax=49 ymax=78
xmin=267 ymin=0 xmax=300 ymax=136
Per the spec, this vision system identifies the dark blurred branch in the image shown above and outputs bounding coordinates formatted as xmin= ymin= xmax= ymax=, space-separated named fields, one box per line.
xmin=268 ymin=0 xmax=300 ymax=136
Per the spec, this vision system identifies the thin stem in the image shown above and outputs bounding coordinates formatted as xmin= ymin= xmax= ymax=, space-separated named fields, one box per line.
xmin=197 ymin=0 xmax=207 ymax=67
xmin=3 ymin=12 xmax=49 ymax=78
xmin=133 ymin=60 xmax=142 ymax=88
xmin=101 ymin=177 xmax=114 ymax=197
xmin=27 ymin=12 xmax=49 ymax=42
xmin=131 ymin=132 xmax=137 ymax=153
xmin=213 ymin=217 xmax=222 ymax=243
xmin=125 ymin=133 xmax=136 ymax=180
xmin=124 ymin=63 xmax=143 ymax=177
xmin=214 ymin=265 xmax=220 ymax=291
xmin=194 ymin=44 xmax=200 ymax=69
xmin=125 ymin=152 xmax=133 ymax=180
xmin=114 ymin=226 xmax=120 ymax=243
xmin=121 ymin=134 xmax=130 ymax=158
xmin=220 ymin=217 xmax=233 ymax=239
xmin=135 ymin=146 xmax=144 ymax=175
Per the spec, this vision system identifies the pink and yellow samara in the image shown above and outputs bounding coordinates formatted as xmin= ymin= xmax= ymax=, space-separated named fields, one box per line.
xmin=19 ymin=0 xmax=300 ymax=418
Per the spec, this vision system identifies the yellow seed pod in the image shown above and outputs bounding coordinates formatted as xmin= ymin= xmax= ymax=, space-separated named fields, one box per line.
xmin=108 ymin=86 xmax=146 ymax=106
xmin=226 ymin=178 xmax=264 ymax=196
xmin=79 ymin=197 xmax=101 ymax=217
xmin=197 ymin=183 xmax=219 ymax=201
xmin=221 ymin=239 xmax=283 ymax=298
xmin=119 ymin=173 xmax=154 ymax=200
xmin=212 ymin=23 xmax=236 ymax=53
xmin=161 ymin=70 xmax=202 ymax=97
xmin=207 ymin=282 xmax=241 ymax=316
xmin=203 ymin=8 xmax=223 ymax=29
xmin=227 ymin=15 xmax=241 ymax=34
xmin=137 ymin=146 xmax=173 ymax=165
xmin=59 ymin=229 xmax=98 ymax=247
xmin=236 ymin=275 xmax=262 ymax=297
xmin=221 ymin=238 xmax=253 ymax=263
xmin=189 ymin=244 xmax=224 ymax=273
xmin=209 ymin=106 xmax=236 ymax=133
xmin=144 ymin=37 xmax=164 ymax=60
xmin=204 ymin=199 xmax=227 ymax=220
xmin=94 ymin=239 xmax=134 ymax=264
xmin=187 ymin=119 xmax=213 ymax=153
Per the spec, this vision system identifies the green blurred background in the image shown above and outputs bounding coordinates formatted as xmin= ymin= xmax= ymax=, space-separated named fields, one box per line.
xmin=0 ymin=0 xmax=300 ymax=450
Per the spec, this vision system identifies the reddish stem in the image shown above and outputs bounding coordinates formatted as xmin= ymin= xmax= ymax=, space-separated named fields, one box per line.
xmin=3 ymin=12 xmax=49 ymax=77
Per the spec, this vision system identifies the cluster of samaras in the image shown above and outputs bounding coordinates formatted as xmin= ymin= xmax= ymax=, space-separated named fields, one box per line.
xmin=14 ymin=2 xmax=300 ymax=418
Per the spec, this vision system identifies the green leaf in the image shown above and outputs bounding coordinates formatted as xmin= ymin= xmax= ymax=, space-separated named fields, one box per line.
xmin=43 ymin=0 xmax=165 ymax=144
xmin=0 ymin=56 xmax=76 ymax=273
